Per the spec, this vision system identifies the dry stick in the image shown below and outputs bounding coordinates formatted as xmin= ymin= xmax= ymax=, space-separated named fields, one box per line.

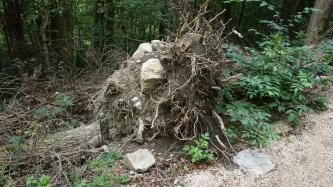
xmin=137 ymin=118 xmax=145 ymax=143
xmin=212 ymin=110 xmax=237 ymax=154
xmin=53 ymin=152 xmax=72 ymax=187
xmin=151 ymin=104 xmax=160 ymax=129
xmin=212 ymin=110 xmax=225 ymax=131
xmin=210 ymin=139 xmax=230 ymax=162
xmin=221 ymin=73 xmax=243 ymax=84
xmin=208 ymin=9 xmax=226 ymax=23
xmin=215 ymin=135 xmax=227 ymax=149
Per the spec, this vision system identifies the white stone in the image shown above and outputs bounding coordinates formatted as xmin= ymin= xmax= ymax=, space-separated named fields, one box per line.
xmin=133 ymin=102 xmax=142 ymax=110
xmin=151 ymin=40 xmax=169 ymax=54
xmin=131 ymin=96 xmax=140 ymax=103
xmin=132 ymin=43 xmax=153 ymax=59
xmin=140 ymin=58 xmax=165 ymax=94
xmin=130 ymin=96 xmax=142 ymax=110
xmin=233 ymin=149 xmax=275 ymax=175
xmin=125 ymin=149 xmax=156 ymax=172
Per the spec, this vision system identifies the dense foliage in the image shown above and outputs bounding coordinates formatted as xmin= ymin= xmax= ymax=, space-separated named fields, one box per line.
xmin=218 ymin=29 xmax=333 ymax=146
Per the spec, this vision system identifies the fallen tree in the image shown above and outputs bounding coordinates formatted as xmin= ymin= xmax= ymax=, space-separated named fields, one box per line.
xmin=0 ymin=122 xmax=101 ymax=182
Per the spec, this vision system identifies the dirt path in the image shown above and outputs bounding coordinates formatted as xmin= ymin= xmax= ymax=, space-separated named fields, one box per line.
xmin=181 ymin=92 xmax=333 ymax=187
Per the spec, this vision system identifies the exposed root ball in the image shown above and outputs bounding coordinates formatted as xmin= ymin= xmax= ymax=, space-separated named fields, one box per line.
xmin=95 ymin=3 xmax=229 ymax=142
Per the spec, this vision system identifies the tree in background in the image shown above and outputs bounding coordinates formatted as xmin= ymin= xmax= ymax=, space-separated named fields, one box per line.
xmin=306 ymin=0 xmax=333 ymax=44
xmin=50 ymin=0 xmax=75 ymax=74
xmin=1 ymin=0 xmax=26 ymax=59
xmin=0 ymin=0 xmax=332 ymax=79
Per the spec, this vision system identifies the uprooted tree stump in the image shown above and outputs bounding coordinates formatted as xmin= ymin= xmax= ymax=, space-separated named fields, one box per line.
xmin=93 ymin=3 xmax=232 ymax=147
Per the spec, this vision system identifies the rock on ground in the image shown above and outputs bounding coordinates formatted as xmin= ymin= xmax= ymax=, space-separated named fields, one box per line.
xmin=125 ymin=149 xmax=156 ymax=172
xmin=180 ymin=89 xmax=333 ymax=187
xmin=233 ymin=149 xmax=275 ymax=175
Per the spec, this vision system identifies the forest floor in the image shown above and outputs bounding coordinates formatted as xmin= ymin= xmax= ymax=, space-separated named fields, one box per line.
xmin=179 ymin=89 xmax=333 ymax=187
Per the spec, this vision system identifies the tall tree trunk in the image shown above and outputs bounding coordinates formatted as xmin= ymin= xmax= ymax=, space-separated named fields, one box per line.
xmin=51 ymin=0 xmax=75 ymax=74
xmin=306 ymin=0 xmax=333 ymax=44
xmin=33 ymin=10 xmax=50 ymax=78
xmin=159 ymin=1 xmax=168 ymax=38
xmin=281 ymin=0 xmax=306 ymax=38
xmin=94 ymin=0 xmax=105 ymax=51
xmin=281 ymin=0 xmax=295 ymax=23
xmin=1 ymin=0 xmax=26 ymax=59
xmin=105 ymin=0 xmax=115 ymax=46
xmin=281 ymin=0 xmax=306 ymax=22
xmin=237 ymin=0 xmax=247 ymax=28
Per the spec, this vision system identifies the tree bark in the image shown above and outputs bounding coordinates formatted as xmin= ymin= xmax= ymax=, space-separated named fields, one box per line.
xmin=306 ymin=0 xmax=333 ymax=44
xmin=94 ymin=0 xmax=105 ymax=51
xmin=33 ymin=10 xmax=51 ymax=78
xmin=280 ymin=0 xmax=306 ymax=38
xmin=51 ymin=0 xmax=75 ymax=74
xmin=1 ymin=0 xmax=26 ymax=59
xmin=106 ymin=0 xmax=115 ymax=45
xmin=237 ymin=0 xmax=247 ymax=28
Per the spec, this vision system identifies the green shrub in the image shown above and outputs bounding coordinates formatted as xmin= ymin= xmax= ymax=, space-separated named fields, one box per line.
xmin=87 ymin=156 xmax=109 ymax=174
xmin=217 ymin=31 xmax=333 ymax=146
xmin=117 ymin=174 xmax=131 ymax=184
xmin=219 ymin=102 xmax=276 ymax=146
xmin=0 ymin=165 xmax=6 ymax=184
xmin=89 ymin=172 xmax=114 ymax=187
xmin=183 ymin=133 xmax=214 ymax=163
xmin=84 ymin=150 xmax=129 ymax=186
xmin=225 ymin=126 xmax=239 ymax=145
xmin=26 ymin=175 xmax=51 ymax=187
xmin=105 ymin=149 xmax=123 ymax=168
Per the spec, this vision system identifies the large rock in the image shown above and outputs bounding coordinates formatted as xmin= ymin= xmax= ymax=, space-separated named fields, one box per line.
xmin=140 ymin=58 xmax=165 ymax=94
xmin=125 ymin=149 xmax=156 ymax=172
xmin=132 ymin=43 xmax=153 ymax=60
xmin=233 ymin=149 xmax=275 ymax=175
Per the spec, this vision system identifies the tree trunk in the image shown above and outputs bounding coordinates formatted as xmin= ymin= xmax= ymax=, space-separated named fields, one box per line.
xmin=33 ymin=10 xmax=51 ymax=79
xmin=237 ymin=0 xmax=247 ymax=28
xmin=281 ymin=0 xmax=295 ymax=23
xmin=106 ymin=0 xmax=115 ymax=45
xmin=51 ymin=0 xmax=75 ymax=74
xmin=280 ymin=0 xmax=306 ymax=38
xmin=94 ymin=0 xmax=105 ymax=51
xmin=1 ymin=0 xmax=26 ymax=59
xmin=306 ymin=0 xmax=333 ymax=44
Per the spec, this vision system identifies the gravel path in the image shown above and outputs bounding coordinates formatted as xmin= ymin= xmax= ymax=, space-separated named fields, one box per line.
xmin=181 ymin=92 xmax=333 ymax=187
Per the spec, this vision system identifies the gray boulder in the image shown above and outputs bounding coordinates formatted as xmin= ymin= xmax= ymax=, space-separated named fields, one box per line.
xmin=125 ymin=149 xmax=156 ymax=172
xmin=233 ymin=149 xmax=275 ymax=175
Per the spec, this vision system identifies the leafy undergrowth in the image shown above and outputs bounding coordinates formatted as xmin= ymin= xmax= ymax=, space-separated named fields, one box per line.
xmin=183 ymin=133 xmax=214 ymax=163
xmin=217 ymin=35 xmax=333 ymax=146
xmin=21 ymin=149 xmax=130 ymax=187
